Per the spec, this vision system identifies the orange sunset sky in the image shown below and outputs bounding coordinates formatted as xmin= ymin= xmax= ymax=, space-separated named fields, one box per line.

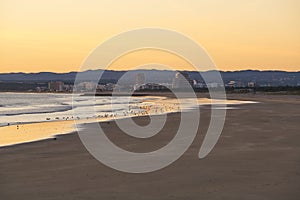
xmin=0 ymin=0 xmax=299 ymax=73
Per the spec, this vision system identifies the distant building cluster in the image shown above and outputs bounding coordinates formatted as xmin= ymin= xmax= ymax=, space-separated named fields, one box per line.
xmin=134 ymin=72 xmax=195 ymax=91
xmin=224 ymin=80 xmax=256 ymax=88
xmin=134 ymin=83 xmax=168 ymax=91
xmin=35 ymin=72 xmax=259 ymax=93
xmin=47 ymin=81 xmax=73 ymax=92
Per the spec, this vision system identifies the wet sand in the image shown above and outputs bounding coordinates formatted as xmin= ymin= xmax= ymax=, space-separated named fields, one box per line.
xmin=0 ymin=94 xmax=300 ymax=200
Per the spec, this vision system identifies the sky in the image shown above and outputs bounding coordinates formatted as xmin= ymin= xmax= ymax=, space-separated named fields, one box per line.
xmin=0 ymin=0 xmax=299 ymax=73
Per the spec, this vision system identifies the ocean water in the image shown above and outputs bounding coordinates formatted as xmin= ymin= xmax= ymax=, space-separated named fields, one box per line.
xmin=0 ymin=93 xmax=167 ymax=127
xmin=0 ymin=93 xmax=257 ymax=128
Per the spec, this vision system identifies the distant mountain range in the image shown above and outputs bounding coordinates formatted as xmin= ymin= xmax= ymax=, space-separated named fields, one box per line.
xmin=0 ymin=70 xmax=300 ymax=86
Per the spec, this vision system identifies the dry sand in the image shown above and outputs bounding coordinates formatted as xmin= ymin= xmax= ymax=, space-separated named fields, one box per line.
xmin=0 ymin=94 xmax=299 ymax=200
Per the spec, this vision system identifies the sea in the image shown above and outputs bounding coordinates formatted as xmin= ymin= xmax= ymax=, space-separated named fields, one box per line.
xmin=0 ymin=92 xmax=257 ymax=128
xmin=0 ymin=93 xmax=167 ymax=127
xmin=0 ymin=93 xmax=197 ymax=127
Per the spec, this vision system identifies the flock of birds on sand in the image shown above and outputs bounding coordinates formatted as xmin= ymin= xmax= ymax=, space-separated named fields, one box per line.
xmin=43 ymin=103 xmax=180 ymax=121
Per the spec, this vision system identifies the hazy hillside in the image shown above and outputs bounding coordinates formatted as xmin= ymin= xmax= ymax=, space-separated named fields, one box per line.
xmin=0 ymin=70 xmax=299 ymax=86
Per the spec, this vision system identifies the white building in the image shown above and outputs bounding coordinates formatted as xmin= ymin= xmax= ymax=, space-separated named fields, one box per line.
xmin=172 ymin=72 xmax=193 ymax=89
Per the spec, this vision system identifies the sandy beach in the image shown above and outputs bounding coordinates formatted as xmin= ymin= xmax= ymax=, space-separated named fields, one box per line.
xmin=0 ymin=94 xmax=299 ymax=200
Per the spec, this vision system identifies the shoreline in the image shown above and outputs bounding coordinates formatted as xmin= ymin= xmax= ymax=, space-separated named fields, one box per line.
xmin=0 ymin=96 xmax=259 ymax=148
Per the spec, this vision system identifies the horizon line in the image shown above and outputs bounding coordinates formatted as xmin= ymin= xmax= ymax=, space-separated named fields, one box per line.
xmin=1 ymin=68 xmax=300 ymax=74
